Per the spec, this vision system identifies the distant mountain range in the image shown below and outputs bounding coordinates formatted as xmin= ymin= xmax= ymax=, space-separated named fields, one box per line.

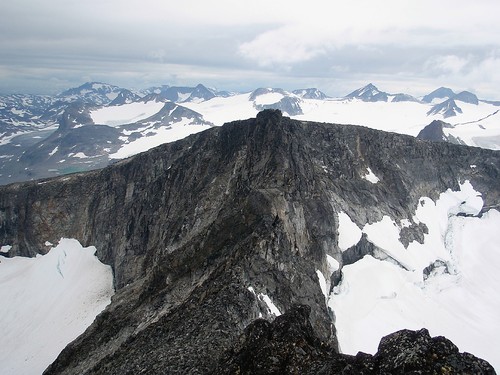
xmin=1 ymin=82 xmax=499 ymax=185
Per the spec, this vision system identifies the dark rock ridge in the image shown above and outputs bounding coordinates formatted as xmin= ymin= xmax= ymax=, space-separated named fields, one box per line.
xmin=185 ymin=83 xmax=217 ymax=102
xmin=58 ymin=82 xmax=124 ymax=106
xmin=391 ymin=93 xmax=420 ymax=102
xmin=417 ymin=119 xmax=466 ymax=145
xmin=293 ymin=88 xmax=328 ymax=100
xmin=422 ymin=87 xmax=455 ymax=103
xmin=256 ymin=96 xmax=304 ymax=116
xmin=0 ymin=110 xmax=498 ymax=374
xmin=345 ymin=83 xmax=389 ymax=102
xmin=213 ymin=304 xmax=495 ymax=374
xmin=108 ymin=89 xmax=142 ymax=106
xmin=454 ymin=90 xmax=479 ymax=105
xmin=0 ymin=100 xmax=212 ymax=185
xmin=427 ymin=98 xmax=463 ymax=118
xmin=250 ymin=88 xmax=304 ymax=116
xmin=345 ymin=84 xmax=420 ymax=103
xmin=142 ymin=84 xmax=229 ymax=102
xmin=249 ymin=87 xmax=288 ymax=101
xmin=425 ymin=89 xmax=479 ymax=118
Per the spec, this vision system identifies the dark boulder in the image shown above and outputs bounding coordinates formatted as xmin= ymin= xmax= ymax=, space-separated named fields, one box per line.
xmin=214 ymin=305 xmax=496 ymax=374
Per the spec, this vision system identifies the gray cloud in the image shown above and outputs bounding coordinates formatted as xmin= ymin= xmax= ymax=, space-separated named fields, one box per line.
xmin=1 ymin=1 xmax=500 ymax=98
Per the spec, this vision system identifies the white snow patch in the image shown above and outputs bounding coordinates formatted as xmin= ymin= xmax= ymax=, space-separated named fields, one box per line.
xmin=253 ymin=92 xmax=285 ymax=106
xmin=326 ymin=254 xmax=339 ymax=272
xmin=109 ymin=119 xmax=211 ymax=159
xmin=0 ymin=238 xmax=114 ymax=375
xmin=329 ymin=181 xmax=500 ymax=371
xmin=248 ymin=287 xmax=280 ymax=317
xmin=337 ymin=211 xmax=362 ymax=251
xmin=90 ymin=101 xmax=164 ymax=126
xmin=176 ymin=92 xmax=191 ymax=102
xmin=362 ymin=215 xmax=412 ymax=270
xmin=72 ymin=152 xmax=89 ymax=159
xmin=258 ymin=293 xmax=281 ymax=316
xmin=1 ymin=245 xmax=11 ymax=253
xmin=181 ymin=92 xmax=258 ymax=126
xmin=316 ymin=270 xmax=328 ymax=299
xmin=363 ymin=167 xmax=380 ymax=183
xmin=48 ymin=146 xmax=58 ymax=156
xmin=400 ymin=219 xmax=412 ymax=228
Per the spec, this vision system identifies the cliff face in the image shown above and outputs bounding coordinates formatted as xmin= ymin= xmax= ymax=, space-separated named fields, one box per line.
xmin=0 ymin=110 xmax=498 ymax=374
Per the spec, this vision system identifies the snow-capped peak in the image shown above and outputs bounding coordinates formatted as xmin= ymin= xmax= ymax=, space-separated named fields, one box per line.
xmin=422 ymin=87 xmax=456 ymax=104
xmin=345 ymin=83 xmax=388 ymax=102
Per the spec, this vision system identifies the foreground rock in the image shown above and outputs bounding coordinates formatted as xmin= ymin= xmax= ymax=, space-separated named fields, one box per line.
xmin=0 ymin=110 xmax=498 ymax=374
xmin=214 ymin=304 xmax=495 ymax=374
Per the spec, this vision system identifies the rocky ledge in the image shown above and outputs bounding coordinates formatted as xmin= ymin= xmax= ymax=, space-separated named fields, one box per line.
xmin=214 ymin=304 xmax=496 ymax=374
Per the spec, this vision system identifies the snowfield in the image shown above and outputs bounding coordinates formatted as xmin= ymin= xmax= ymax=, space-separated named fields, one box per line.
xmin=0 ymin=239 xmax=114 ymax=375
xmin=90 ymin=101 xmax=164 ymax=126
xmin=329 ymin=181 xmax=500 ymax=371
xmin=109 ymin=119 xmax=212 ymax=159
xmin=182 ymin=95 xmax=500 ymax=151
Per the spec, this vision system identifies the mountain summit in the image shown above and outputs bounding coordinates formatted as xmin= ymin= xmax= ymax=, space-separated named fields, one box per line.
xmin=1 ymin=110 xmax=498 ymax=373
xmin=345 ymin=83 xmax=389 ymax=102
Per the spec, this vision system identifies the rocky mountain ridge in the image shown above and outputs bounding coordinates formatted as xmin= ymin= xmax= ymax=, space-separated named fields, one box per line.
xmin=1 ymin=110 xmax=498 ymax=373
xmin=213 ymin=304 xmax=495 ymax=374
xmin=2 ymin=81 xmax=499 ymax=186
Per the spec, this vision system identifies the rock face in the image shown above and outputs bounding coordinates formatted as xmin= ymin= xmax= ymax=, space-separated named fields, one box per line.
xmin=417 ymin=119 xmax=465 ymax=145
xmin=0 ymin=110 xmax=498 ymax=374
xmin=213 ymin=304 xmax=495 ymax=374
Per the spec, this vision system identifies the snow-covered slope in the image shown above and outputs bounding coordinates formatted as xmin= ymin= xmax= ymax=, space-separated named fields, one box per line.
xmin=90 ymin=101 xmax=166 ymax=126
xmin=1 ymin=82 xmax=500 ymax=186
xmin=58 ymin=82 xmax=124 ymax=106
xmin=329 ymin=181 xmax=500 ymax=371
xmin=183 ymin=89 xmax=500 ymax=150
xmin=0 ymin=238 xmax=114 ymax=375
xmin=91 ymin=101 xmax=213 ymax=159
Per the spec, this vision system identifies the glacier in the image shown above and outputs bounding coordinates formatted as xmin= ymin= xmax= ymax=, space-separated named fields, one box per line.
xmin=0 ymin=239 xmax=114 ymax=375
xmin=329 ymin=181 xmax=500 ymax=370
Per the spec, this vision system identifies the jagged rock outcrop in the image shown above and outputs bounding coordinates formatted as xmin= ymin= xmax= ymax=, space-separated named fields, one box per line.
xmin=391 ymin=93 xmax=420 ymax=102
xmin=256 ymin=96 xmax=303 ymax=116
xmin=108 ymin=89 xmax=142 ymax=106
xmin=345 ymin=83 xmax=389 ymax=102
xmin=293 ymin=88 xmax=328 ymax=100
xmin=417 ymin=119 xmax=466 ymax=145
xmin=213 ymin=304 xmax=495 ymax=374
xmin=0 ymin=109 xmax=498 ymax=374
xmin=427 ymin=98 xmax=463 ymax=118
xmin=422 ymin=87 xmax=455 ymax=103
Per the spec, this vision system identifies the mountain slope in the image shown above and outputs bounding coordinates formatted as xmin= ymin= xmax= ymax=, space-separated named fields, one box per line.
xmin=345 ymin=83 xmax=389 ymax=102
xmin=422 ymin=87 xmax=455 ymax=103
xmin=3 ymin=82 xmax=500 ymax=187
xmin=58 ymin=82 xmax=124 ymax=106
xmin=1 ymin=110 xmax=498 ymax=373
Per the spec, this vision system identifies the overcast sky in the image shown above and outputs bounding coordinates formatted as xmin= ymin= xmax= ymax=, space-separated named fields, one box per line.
xmin=1 ymin=0 xmax=499 ymax=98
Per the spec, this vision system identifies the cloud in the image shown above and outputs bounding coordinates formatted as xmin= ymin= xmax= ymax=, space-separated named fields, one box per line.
xmin=1 ymin=0 xmax=500 ymax=97
xmin=239 ymin=25 xmax=327 ymax=67
xmin=424 ymin=55 xmax=471 ymax=75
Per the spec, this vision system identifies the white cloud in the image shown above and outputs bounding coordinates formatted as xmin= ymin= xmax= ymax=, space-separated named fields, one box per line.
xmin=424 ymin=55 xmax=471 ymax=75
xmin=239 ymin=25 xmax=327 ymax=66
xmin=2 ymin=0 xmax=500 ymax=97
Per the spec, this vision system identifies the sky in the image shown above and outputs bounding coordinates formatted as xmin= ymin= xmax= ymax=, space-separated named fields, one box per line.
xmin=1 ymin=0 xmax=500 ymax=98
